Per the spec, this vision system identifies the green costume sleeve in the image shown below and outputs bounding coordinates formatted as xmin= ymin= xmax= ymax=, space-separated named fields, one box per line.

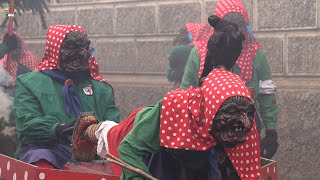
xmin=0 ymin=43 xmax=9 ymax=59
xmin=180 ymin=46 xmax=201 ymax=89
xmin=119 ymin=101 xmax=162 ymax=180
xmin=255 ymin=50 xmax=279 ymax=129
xmin=101 ymin=89 xmax=120 ymax=123
xmin=14 ymin=77 xmax=60 ymax=144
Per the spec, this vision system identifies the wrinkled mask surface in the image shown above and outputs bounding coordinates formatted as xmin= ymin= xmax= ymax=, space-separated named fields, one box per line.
xmin=59 ymin=31 xmax=91 ymax=73
xmin=212 ymin=96 xmax=255 ymax=148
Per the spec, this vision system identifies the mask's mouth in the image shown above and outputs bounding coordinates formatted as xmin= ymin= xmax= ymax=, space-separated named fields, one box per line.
xmin=60 ymin=59 xmax=89 ymax=73
xmin=59 ymin=31 xmax=91 ymax=73
xmin=213 ymin=118 xmax=253 ymax=148
xmin=60 ymin=49 xmax=90 ymax=73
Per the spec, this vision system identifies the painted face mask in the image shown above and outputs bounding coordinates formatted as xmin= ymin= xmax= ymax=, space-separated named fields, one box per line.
xmin=212 ymin=96 xmax=255 ymax=148
xmin=38 ymin=25 xmax=109 ymax=84
xmin=59 ymin=31 xmax=91 ymax=73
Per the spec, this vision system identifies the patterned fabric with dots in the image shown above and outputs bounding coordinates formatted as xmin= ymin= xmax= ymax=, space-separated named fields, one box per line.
xmin=0 ymin=32 xmax=38 ymax=84
xmin=37 ymin=25 xmax=108 ymax=84
xmin=160 ymin=68 xmax=261 ymax=179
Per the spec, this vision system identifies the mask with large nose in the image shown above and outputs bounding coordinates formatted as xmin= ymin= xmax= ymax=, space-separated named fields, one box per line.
xmin=59 ymin=31 xmax=91 ymax=75
xmin=212 ymin=96 xmax=255 ymax=148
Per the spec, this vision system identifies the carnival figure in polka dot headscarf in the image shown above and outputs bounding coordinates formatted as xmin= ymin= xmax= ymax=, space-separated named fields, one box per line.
xmin=181 ymin=0 xmax=279 ymax=161
xmin=80 ymin=16 xmax=261 ymax=180
xmin=13 ymin=25 xmax=120 ymax=169
xmin=0 ymin=32 xmax=37 ymax=88
xmin=37 ymin=25 xmax=106 ymax=83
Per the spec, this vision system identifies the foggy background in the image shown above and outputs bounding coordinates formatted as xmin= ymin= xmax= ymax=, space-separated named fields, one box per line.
xmin=1 ymin=0 xmax=320 ymax=179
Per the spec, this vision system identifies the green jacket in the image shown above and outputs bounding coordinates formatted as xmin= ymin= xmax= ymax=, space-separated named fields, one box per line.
xmin=119 ymin=102 xmax=162 ymax=180
xmin=118 ymin=101 xmax=210 ymax=180
xmin=13 ymin=71 xmax=120 ymax=146
xmin=180 ymin=47 xmax=278 ymax=129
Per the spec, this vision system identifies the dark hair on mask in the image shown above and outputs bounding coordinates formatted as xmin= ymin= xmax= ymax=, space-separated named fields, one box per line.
xmin=60 ymin=31 xmax=90 ymax=53
xmin=199 ymin=15 xmax=245 ymax=85
xmin=60 ymin=31 xmax=91 ymax=64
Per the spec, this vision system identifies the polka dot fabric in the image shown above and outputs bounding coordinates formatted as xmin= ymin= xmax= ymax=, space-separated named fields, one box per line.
xmin=224 ymin=121 xmax=261 ymax=179
xmin=185 ymin=23 xmax=214 ymax=79
xmin=214 ymin=0 xmax=249 ymax=23
xmin=214 ymin=0 xmax=261 ymax=83
xmin=37 ymin=25 xmax=108 ymax=84
xmin=195 ymin=0 xmax=261 ymax=83
xmin=186 ymin=23 xmax=213 ymax=45
xmin=0 ymin=32 xmax=38 ymax=85
xmin=160 ymin=68 xmax=261 ymax=179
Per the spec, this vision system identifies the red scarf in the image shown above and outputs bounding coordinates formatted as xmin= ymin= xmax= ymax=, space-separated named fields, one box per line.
xmin=0 ymin=32 xmax=38 ymax=85
xmin=160 ymin=68 xmax=261 ymax=179
xmin=187 ymin=0 xmax=260 ymax=83
xmin=37 ymin=25 xmax=108 ymax=84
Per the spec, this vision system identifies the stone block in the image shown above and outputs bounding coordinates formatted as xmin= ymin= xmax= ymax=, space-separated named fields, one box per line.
xmin=116 ymin=6 xmax=155 ymax=35
xmin=276 ymin=90 xmax=320 ymax=179
xmin=256 ymin=36 xmax=284 ymax=74
xmin=159 ymin=3 xmax=201 ymax=34
xmin=113 ymin=85 xmax=171 ymax=120
xmin=49 ymin=0 xmax=92 ymax=3
xmin=24 ymin=42 xmax=46 ymax=63
xmin=77 ymin=8 xmax=113 ymax=35
xmin=205 ymin=1 xmax=218 ymax=17
xmin=16 ymin=13 xmax=40 ymax=37
xmin=40 ymin=11 xmax=76 ymax=36
xmin=242 ymin=0 xmax=253 ymax=22
xmin=288 ymin=35 xmax=320 ymax=75
xmin=95 ymin=41 xmax=136 ymax=73
xmin=257 ymin=0 xmax=316 ymax=30
xmin=136 ymin=41 xmax=172 ymax=73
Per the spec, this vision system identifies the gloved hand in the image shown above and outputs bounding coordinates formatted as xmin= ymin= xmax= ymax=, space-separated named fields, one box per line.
xmin=3 ymin=33 xmax=18 ymax=51
xmin=55 ymin=120 xmax=76 ymax=143
xmin=261 ymin=129 xmax=279 ymax=159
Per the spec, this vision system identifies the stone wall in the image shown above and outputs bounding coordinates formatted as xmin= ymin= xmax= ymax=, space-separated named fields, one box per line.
xmin=18 ymin=0 xmax=320 ymax=179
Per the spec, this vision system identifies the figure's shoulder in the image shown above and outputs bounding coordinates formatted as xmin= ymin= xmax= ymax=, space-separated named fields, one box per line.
xmin=254 ymin=49 xmax=267 ymax=61
xmin=90 ymin=79 xmax=114 ymax=93
xmin=253 ymin=49 xmax=268 ymax=67
xmin=17 ymin=71 xmax=50 ymax=82
xmin=16 ymin=71 xmax=57 ymax=93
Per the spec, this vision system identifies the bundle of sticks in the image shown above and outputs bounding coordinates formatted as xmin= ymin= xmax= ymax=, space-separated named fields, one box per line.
xmin=105 ymin=152 xmax=158 ymax=180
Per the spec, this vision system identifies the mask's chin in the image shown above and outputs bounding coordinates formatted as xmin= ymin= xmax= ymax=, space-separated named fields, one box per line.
xmin=61 ymin=66 xmax=89 ymax=73
xmin=60 ymin=64 xmax=90 ymax=78
xmin=60 ymin=59 xmax=89 ymax=73
xmin=220 ymin=138 xmax=246 ymax=148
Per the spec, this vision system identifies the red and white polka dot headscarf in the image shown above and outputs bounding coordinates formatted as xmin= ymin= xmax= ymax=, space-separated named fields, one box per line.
xmin=194 ymin=0 xmax=261 ymax=83
xmin=0 ymin=32 xmax=38 ymax=85
xmin=160 ymin=68 xmax=261 ymax=179
xmin=185 ymin=23 xmax=213 ymax=45
xmin=37 ymin=25 xmax=108 ymax=83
